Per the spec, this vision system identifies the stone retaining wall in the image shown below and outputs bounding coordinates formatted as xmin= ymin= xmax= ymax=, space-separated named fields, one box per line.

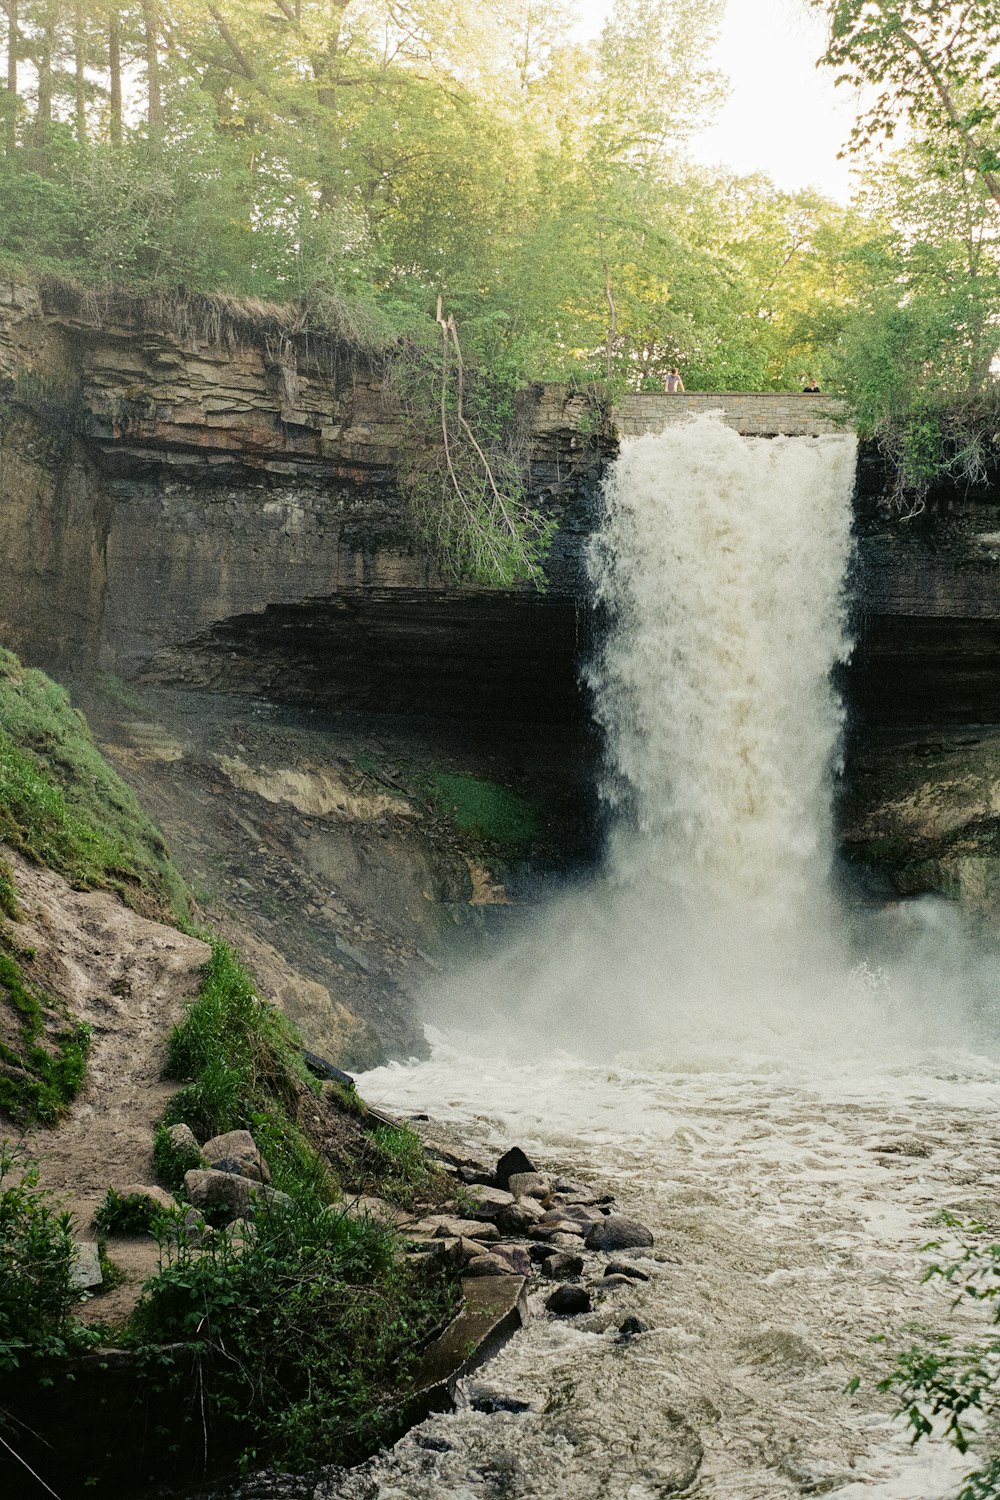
xmin=613 ymin=392 xmax=848 ymax=438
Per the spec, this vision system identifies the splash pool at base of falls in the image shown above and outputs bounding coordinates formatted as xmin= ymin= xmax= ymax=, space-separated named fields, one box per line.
xmin=341 ymin=1039 xmax=1000 ymax=1500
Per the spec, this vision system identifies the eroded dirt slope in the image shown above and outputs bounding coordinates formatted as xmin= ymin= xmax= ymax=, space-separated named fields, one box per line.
xmin=4 ymin=847 xmax=209 ymax=1316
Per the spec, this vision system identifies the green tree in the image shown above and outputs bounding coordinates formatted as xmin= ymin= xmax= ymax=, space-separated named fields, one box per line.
xmin=810 ymin=0 xmax=1000 ymax=211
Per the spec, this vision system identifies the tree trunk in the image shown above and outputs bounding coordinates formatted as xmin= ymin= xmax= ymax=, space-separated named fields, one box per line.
xmin=141 ymin=0 xmax=162 ymax=136
xmin=33 ymin=0 xmax=55 ymax=169
xmin=604 ymin=265 xmax=617 ymax=380
xmin=74 ymin=0 xmax=86 ymax=141
xmin=108 ymin=7 xmax=121 ymax=147
xmin=4 ymin=0 xmax=18 ymax=152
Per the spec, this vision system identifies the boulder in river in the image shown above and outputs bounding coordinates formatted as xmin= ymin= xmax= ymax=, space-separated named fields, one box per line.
xmin=431 ymin=1216 xmax=500 ymax=1242
xmin=528 ymin=1242 xmax=558 ymax=1264
xmin=546 ymin=1284 xmax=591 ymax=1316
xmin=539 ymin=1204 xmax=603 ymax=1229
xmin=542 ymin=1251 xmax=584 ymax=1280
xmin=528 ymin=1220 xmax=583 ymax=1240
xmin=465 ymin=1253 xmax=516 ymax=1277
xmin=461 ymin=1184 xmax=515 ymax=1220
xmin=501 ymin=1197 xmax=545 ymax=1233
xmin=585 ymin=1215 xmax=654 ymax=1252
xmin=491 ymin=1243 xmax=532 ymax=1276
xmin=619 ymin=1315 xmax=651 ymax=1337
xmin=605 ymin=1260 xmax=650 ymax=1281
xmin=507 ymin=1171 xmax=551 ymax=1200
xmin=495 ymin=1146 xmax=536 ymax=1186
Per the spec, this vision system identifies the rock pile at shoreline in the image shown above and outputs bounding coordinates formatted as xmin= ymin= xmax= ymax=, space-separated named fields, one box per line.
xmin=391 ymin=1141 xmax=656 ymax=1318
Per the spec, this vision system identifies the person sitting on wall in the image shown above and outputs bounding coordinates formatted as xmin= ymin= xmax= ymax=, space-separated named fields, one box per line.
xmin=665 ymin=367 xmax=685 ymax=394
xmin=802 ymin=373 xmax=821 ymax=394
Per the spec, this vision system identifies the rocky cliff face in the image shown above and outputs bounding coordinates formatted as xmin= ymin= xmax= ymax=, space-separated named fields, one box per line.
xmin=837 ymin=502 xmax=1000 ymax=913
xmin=0 ymin=283 xmax=603 ymax=725
xmin=851 ymin=504 xmax=1000 ymax=725
xmin=6 ymin=280 xmax=1000 ymax=919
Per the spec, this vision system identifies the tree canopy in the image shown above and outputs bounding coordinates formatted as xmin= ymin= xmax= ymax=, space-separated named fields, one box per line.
xmin=810 ymin=1 xmax=1000 ymax=209
xmin=0 ymin=0 xmax=865 ymax=393
xmin=1 ymin=0 xmax=999 ymax=547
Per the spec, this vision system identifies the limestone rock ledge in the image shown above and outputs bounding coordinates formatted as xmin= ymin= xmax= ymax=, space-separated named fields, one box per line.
xmin=840 ymin=727 xmax=1000 ymax=914
xmin=0 ymin=282 xmax=603 ymax=687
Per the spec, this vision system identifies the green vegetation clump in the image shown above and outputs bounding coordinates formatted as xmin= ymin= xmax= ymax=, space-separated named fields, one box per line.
xmin=325 ymin=1078 xmax=367 ymax=1119
xmin=426 ymin=772 xmax=540 ymax=852
xmin=129 ymin=1191 xmax=457 ymax=1473
xmin=152 ymin=1122 xmax=204 ymax=1194
xmin=357 ymin=1123 xmax=441 ymax=1210
xmin=142 ymin=946 xmax=458 ymax=1472
xmin=0 ymin=649 xmax=189 ymax=925
xmin=0 ymin=1144 xmax=98 ymax=1371
xmin=875 ymin=1213 xmax=1000 ymax=1499
xmin=162 ymin=941 xmax=326 ymax=1198
xmin=0 ymin=943 xmax=91 ymax=1125
xmin=93 ymin=1188 xmax=161 ymax=1237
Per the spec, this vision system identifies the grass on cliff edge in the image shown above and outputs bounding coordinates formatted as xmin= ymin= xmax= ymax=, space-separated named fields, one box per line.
xmin=0 ymin=648 xmax=189 ymax=925
xmin=0 ymin=929 xmax=91 ymax=1126
xmin=159 ymin=939 xmax=326 ymax=1198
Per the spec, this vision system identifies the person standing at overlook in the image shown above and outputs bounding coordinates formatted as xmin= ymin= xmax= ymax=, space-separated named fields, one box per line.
xmin=665 ymin=367 xmax=685 ymax=393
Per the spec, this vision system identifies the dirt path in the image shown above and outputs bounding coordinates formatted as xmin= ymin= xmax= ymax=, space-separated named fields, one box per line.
xmin=3 ymin=847 xmax=209 ymax=1323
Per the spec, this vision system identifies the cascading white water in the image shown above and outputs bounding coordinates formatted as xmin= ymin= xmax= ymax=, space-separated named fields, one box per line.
xmin=350 ymin=413 xmax=1000 ymax=1500
xmin=588 ymin=413 xmax=857 ymax=923
xmin=416 ymin=414 xmax=871 ymax=1056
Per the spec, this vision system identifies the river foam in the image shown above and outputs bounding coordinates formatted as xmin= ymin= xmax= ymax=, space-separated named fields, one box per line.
xmin=345 ymin=414 xmax=1000 ymax=1497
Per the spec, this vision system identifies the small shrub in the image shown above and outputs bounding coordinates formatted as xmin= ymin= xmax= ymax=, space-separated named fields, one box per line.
xmin=94 ymin=1188 xmax=160 ymax=1236
xmin=95 ymin=1234 xmax=127 ymax=1292
xmin=152 ymin=1122 xmax=203 ymax=1193
xmin=162 ymin=941 xmax=328 ymax=1199
xmin=0 ymin=1144 xmax=98 ymax=1372
xmin=128 ymin=1190 xmax=458 ymax=1471
xmin=875 ymin=1213 xmax=1000 ymax=1499
xmin=356 ymin=1123 xmax=438 ymax=1209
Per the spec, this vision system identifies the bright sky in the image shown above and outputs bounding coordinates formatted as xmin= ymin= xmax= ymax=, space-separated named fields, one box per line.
xmin=575 ymin=0 xmax=862 ymax=203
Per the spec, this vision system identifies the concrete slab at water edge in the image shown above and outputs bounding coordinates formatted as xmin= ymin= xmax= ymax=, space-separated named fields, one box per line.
xmin=407 ymin=1274 xmax=529 ymax=1410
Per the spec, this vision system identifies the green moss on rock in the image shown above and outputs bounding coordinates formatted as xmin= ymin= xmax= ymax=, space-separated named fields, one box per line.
xmin=425 ymin=772 xmax=540 ymax=851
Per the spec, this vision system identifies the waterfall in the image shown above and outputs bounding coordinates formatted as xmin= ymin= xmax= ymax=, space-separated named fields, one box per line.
xmin=413 ymin=413 xmax=867 ymax=1054
xmin=355 ymin=414 xmax=996 ymax=1500
xmin=589 ymin=413 xmax=858 ymax=928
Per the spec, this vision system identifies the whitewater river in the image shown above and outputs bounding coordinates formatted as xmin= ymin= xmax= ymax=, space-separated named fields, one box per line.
xmin=347 ymin=1038 xmax=1000 ymax=1500
xmin=331 ymin=414 xmax=1000 ymax=1499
